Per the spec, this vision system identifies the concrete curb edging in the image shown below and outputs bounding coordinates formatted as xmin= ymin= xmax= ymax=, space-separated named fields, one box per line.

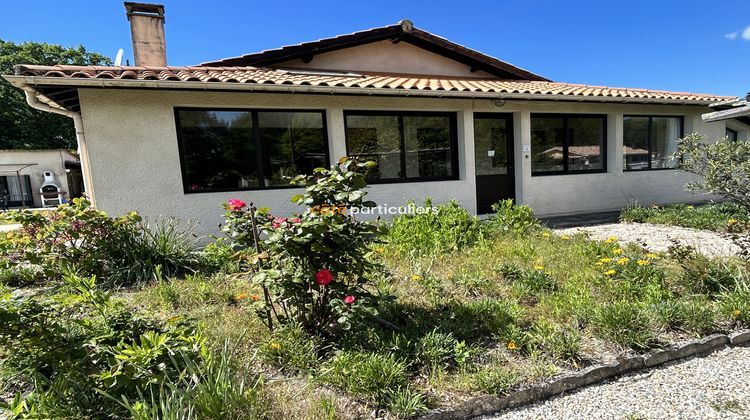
xmin=419 ymin=330 xmax=750 ymax=420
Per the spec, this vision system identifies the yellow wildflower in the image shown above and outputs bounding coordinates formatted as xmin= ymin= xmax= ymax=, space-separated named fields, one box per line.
xmin=236 ymin=293 xmax=248 ymax=301
xmin=595 ymin=261 xmax=604 ymax=266
xmin=506 ymin=340 xmax=518 ymax=350
xmin=728 ymin=218 xmax=738 ymax=225
xmin=411 ymin=274 xmax=423 ymax=282
xmin=645 ymin=253 xmax=659 ymax=259
xmin=733 ymin=309 xmax=741 ymax=317
xmin=637 ymin=259 xmax=649 ymax=266
xmin=270 ymin=341 xmax=281 ymax=350
xmin=560 ymin=235 xmax=570 ymax=240
xmin=542 ymin=232 xmax=551 ymax=238
xmin=376 ymin=247 xmax=385 ymax=254
xmin=616 ymin=257 xmax=630 ymax=265
xmin=613 ymin=248 xmax=624 ymax=255
xmin=687 ymin=205 xmax=694 ymax=209
xmin=599 ymin=258 xmax=612 ymax=263
xmin=534 ymin=265 xmax=545 ymax=271
xmin=605 ymin=236 xmax=617 ymax=244
xmin=604 ymin=269 xmax=617 ymax=276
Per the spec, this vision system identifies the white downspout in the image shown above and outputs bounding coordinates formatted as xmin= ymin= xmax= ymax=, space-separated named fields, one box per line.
xmin=22 ymin=88 xmax=96 ymax=206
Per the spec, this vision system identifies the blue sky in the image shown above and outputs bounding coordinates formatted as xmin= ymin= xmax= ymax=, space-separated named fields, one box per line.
xmin=1 ymin=0 xmax=748 ymax=96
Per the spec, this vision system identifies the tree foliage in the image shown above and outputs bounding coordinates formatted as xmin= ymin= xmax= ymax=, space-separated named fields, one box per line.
xmin=674 ymin=134 xmax=750 ymax=213
xmin=0 ymin=40 xmax=111 ymax=150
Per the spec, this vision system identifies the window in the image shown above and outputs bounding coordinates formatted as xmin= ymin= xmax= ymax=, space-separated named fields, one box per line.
xmin=727 ymin=128 xmax=738 ymax=141
xmin=623 ymin=116 xmax=683 ymax=171
xmin=530 ymin=114 xmax=606 ymax=175
xmin=175 ymin=109 xmax=328 ymax=192
xmin=344 ymin=111 xmax=458 ymax=182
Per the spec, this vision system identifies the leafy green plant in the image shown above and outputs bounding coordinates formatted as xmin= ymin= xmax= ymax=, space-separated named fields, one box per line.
xmin=386 ymin=387 xmax=429 ymax=419
xmin=593 ymin=302 xmax=657 ymax=351
xmin=257 ymin=323 xmax=320 ymax=372
xmin=320 ymin=351 xmax=409 ymax=406
xmin=471 ymin=367 xmax=519 ymax=395
xmin=223 ymin=158 xmax=385 ymax=335
xmin=674 ymin=135 xmax=750 ymax=213
xmin=387 ymin=199 xmax=484 ymax=257
xmin=620 ymin=202 xmax=748 ymax=232
xmin=523 ymin=319 xmax=581 ymax=361
xmin=0 ymin=272 xmax=205 ymax=418
xmin=1 ymin=199 xmax=199 ymax=285
xmin=489 ymin=199 xmax=541 ymax=235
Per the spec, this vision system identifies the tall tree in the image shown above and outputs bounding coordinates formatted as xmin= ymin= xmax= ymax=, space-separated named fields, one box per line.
xmin=0 ymin=40 xmax=112 ymax=150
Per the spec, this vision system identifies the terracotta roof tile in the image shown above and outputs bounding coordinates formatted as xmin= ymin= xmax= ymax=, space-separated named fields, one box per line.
xmin=10 ymin=64 xmax=735 ymax=104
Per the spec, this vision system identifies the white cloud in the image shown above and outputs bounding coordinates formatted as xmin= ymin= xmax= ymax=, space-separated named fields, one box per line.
xmin=726 ymin=25 xmax=750 ymax=41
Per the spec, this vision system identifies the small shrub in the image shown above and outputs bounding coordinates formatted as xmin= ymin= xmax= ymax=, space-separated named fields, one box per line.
xmin=320 ymin=351 xmax=408 ymax=404
xmin=0 ymin=199 xmax=199 ymax=286
xmin=510 ymin=268 xmax=558 ymax=297
xmin=719 ymin=280 xmax=750 ymax=326
xmin=387 ymin=199 xmax=484 ymax=257
xmin=414 ymin=329 xmax=470 ymax=373
xmin=224 ymin=158 xmax=385 ymax=335
xmin=593 ymin=302 xmax=657 ymax=351
xmin=199 ymin=239 xmax=239 ymax=274
xmin=471 ymin=367 xmax=519 ymax=395
xmin=669 ymin=247 xmax=740 ymax=295
xmin=652 ymin=299 xmax=717 ymax=336
xmin=523 ymin=319 xmax=580 ymax=361
xmin=489 ymin=199 xmax=540 ymax=235
xmin=386 ymin=387 xmax=428 ymax=419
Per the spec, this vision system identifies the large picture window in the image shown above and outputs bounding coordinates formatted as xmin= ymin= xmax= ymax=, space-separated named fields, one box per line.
xmin=175 ymin=108 xmax=328 ymax=193
xmin=344 ymin=111 xmax=458 ymax=182
xmin=530 ymin=114 xmax=606 ymax=175
xmin=623 ymin=116 xmax=683 ymax=171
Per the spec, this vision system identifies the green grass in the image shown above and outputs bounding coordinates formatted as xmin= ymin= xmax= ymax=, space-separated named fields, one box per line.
xmin=620 ymin=202 xmax=749 ymax=232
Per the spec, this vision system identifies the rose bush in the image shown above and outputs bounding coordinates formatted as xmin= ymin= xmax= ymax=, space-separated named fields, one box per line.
xmin=222 ymin=158 xmax=386 ymax=335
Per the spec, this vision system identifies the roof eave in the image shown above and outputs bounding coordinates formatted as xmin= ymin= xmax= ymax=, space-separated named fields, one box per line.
xmin=3 ymin=75 xmax=720 ymax=111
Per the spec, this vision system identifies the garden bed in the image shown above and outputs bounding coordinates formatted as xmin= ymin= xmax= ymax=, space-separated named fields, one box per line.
xmin=2 ymin=189 xmax=750 ymax=418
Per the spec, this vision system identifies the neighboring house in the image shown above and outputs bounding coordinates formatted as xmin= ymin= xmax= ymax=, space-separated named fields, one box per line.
xmin=0 ymin=149 xmax=82 ymax=208
xmin=702 ymin=93 xmax=750 ymax=138
xmin=3 ymin=3 xmax=750 ymax=235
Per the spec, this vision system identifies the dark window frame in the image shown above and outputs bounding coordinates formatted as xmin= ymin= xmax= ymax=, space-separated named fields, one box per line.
xmin=623 ymin=115 xmax=684 ymax=172
xmin=726 ymin=127 xmax=739 ymax=141
xmin=174 ymin=107 xmax=330 ymax=194
xmin=343 ymin=110 xmax=460 ymax=184
xmin=530 ymin=113 xmax=608 ymax=176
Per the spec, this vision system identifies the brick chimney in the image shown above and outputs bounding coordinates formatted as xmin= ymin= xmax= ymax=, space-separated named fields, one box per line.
xmin=124 ymin=2 xmax=167 ymax=66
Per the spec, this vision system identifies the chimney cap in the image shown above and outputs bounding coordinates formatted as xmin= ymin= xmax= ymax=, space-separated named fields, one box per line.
xmin=124 ymin=2 xmax=165 ymax=20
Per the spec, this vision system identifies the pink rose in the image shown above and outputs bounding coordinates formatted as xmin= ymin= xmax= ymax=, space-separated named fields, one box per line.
xmin=272 ymin=217 xmax=288 ymax=228
xmin=315 ymin=269 xmax=333 ymax=286
xmin=290 ymin=217 xmax=301 ymax=224
xmin=344 ymin=295 xmax=356 ymax=305
xmin=227 ymin=199 xmax=246 ymax=211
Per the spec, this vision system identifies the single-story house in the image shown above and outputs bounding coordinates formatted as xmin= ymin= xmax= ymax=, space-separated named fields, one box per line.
xmin=0 ymin=149 xmax=82 ymax=208
xmin=3 ymin=2 xmax=749 ymax=235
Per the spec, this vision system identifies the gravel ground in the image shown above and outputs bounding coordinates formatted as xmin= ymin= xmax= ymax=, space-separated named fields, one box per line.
xmin=0 ymin=224 xmax=19 ymax=232
xmin=555 ymin=222 xmax=740 ymax=258
xmin=486 ymin=346 xmax=750 ymax=420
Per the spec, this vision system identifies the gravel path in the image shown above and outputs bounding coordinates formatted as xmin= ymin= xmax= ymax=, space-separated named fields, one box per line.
xmin=555 ymin=222 xmax=739 ymax=258
xmin=0 ymin=224 xmax=19 ymax=232
xmin=486 ymin=346 xmax=750 ymax=420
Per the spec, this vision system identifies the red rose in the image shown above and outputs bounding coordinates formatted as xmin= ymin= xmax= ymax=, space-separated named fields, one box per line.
xmin=315 ymin=269 xmax=333 ymax=286
xmin=290 ymin=217 xmax=301 ymax=224
xmin=344 ymin=295 xmax=356 ymax=305
xmin=227 ymin=199 xmax=246 ymax=211
xmin=272 ymin=217 xmax=288 ymax=228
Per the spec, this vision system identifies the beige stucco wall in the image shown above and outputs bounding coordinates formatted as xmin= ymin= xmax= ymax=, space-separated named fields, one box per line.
xmin=0 ymin=149 xmax=77 ymax=207
xmin=77 ymin=88 xmax=735 ymax=237
xmin=275 ymin=40 xmax=495 ymax=78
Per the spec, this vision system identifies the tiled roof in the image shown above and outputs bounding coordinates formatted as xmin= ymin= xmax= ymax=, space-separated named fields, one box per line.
xmin=11 ymin=64 xmax=734 ymax=104
xmin=199 ymin=20 xmax=549 ymax=81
